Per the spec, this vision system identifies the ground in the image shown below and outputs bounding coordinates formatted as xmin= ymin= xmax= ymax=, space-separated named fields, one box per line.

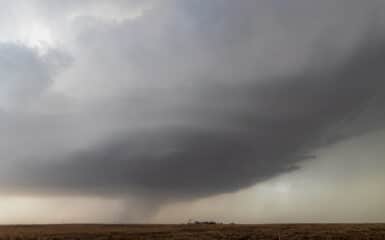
xmin=0 ymin=224 xmax=384 ymax=239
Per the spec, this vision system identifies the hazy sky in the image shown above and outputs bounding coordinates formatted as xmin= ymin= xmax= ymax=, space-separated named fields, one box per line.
xmin=1 ymin=0 xmax=385 ymax=224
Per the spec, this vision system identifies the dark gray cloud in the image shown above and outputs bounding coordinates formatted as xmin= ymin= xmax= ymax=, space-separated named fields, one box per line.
xmin=1 ymin=0 xmax=385 ymax=211
xmin=6 ymin=27 xmax=385 ymax=202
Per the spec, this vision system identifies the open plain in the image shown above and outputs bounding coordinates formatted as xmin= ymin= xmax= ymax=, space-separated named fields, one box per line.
xmin=0 ymin=224 xmax=384 ymax=239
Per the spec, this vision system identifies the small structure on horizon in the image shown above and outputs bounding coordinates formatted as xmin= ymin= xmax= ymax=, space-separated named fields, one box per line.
xmin=187 ymin=219 xmax=219 ymax=225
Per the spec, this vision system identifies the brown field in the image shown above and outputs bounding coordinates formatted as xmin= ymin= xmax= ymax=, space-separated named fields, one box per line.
xmin=0 ymin=224 xmax=384 ymax=239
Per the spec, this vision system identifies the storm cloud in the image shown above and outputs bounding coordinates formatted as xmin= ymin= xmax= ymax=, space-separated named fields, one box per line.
xmin=10 ymin=29 xmax=385 ymax=200
xmin=1 ymin=0 xmax=385 ymax=217
xmin=0 ymin=43 xmax=70 ymax=110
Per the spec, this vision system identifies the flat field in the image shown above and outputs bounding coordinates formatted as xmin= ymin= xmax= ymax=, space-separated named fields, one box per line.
xmin=0 ymin=224 xmax=384 ymax=239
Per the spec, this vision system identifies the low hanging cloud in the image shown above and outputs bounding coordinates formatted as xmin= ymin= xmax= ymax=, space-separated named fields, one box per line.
xmin=9 ymin=31 xmax=384 ymax=200
xmin=1 ymin=0 xmax=385 ymax=213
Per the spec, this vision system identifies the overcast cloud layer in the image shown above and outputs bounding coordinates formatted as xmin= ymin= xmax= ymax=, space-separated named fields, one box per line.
xmin=1 ymin=0 xmax=385 ymax=220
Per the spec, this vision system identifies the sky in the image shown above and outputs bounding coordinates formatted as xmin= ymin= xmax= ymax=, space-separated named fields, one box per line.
xmin=0 ymin=0 xmax=385 ymax=224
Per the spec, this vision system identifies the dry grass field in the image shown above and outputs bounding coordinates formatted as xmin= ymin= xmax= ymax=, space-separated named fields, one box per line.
xmin=0 ymin=224 xmax=384 ymax=239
